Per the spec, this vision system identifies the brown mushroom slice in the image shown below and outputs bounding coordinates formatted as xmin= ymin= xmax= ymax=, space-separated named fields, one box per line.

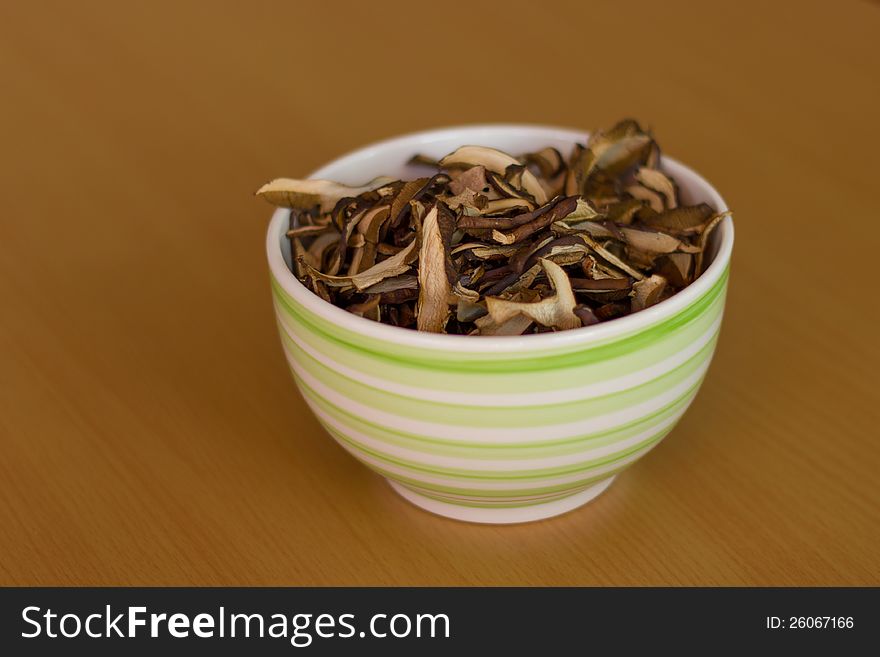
xmin=451 ymin=242 xmax=520 ymax=259
xmin=349 ymin=205 xmax=392 ymax=274
xmin=619 ymin=226 xmax=701 ymax=255
xmin=491 ymin=196 xmax=583 ymax=245
xmin=577 ymin=233 xmax=645 ymax=280
xmin=639 ymin=203 xmax=715 ymax=234
xmin=362 ymin=274 xmax=418 ymax=294
xmin=590 ymin=120 xmax=654 ymax=176
xmin=568 ymin=277 xmax=632 ymax=292
xmin=389 ymin=174 xmax=450 ymax=230
xmin=595 ymin=302 xmax=630 ymax=321
xmin=291 ymin=236 xmax=308 ymax=278
xmin=635 ymin=167 xmax=678 ymax=209
xmin=305 ymin=232 xmax=340 ymax=271
xmin=485 ymin=259 xmax=581 ymax=330
xmin=564 ymin=143 xmax=592 ymax=196
xmin=625 ymin=184 xmax=665 ymax=213
xmin=694 ymin=211 xmax=731 ymax=275
xmin=416 ymin=206 xmax=452 ymax=333
xmin=346 ymin=295 xmax=381 ymax=318
xmin=256 ymin=177 xmax=393 ymax=213
xmin=440 ymin=145 xmax=548 ymax=204
xmin=457 ymin=298 xmax=488 ymax=323
xmin=521 ymin=147 xmax=565 ymax=179
xmin=630 ymin=274 xmax=668 ymax=312
xmin=654 ymin=253 xmax=693 ymax=287
xmin=449 ymin=165 xmax=489 ymax=195
xmin=458 ymin=203 xmax=552 ymax=231
xmin=603 ymin=199 xmax=644 ymax=225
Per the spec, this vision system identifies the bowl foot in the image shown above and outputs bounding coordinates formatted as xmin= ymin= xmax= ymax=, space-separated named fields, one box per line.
xmin=387 ymin=476 xmax=616 ymax=525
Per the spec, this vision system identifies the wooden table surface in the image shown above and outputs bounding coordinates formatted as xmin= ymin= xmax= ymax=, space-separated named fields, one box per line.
xmin=2 ymin=0 xmax=878 ymax=586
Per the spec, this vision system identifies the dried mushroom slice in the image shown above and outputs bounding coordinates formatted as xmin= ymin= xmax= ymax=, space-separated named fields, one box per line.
xmin=362 ymin=274 xmax=418 ymax=294
xmin=256 ymin=177 xmax=393 ymax=213
xmin=440 ymin=145 xmax=548 ymax=204
xmin=577 ymin=233 xmax=645 ymax=280
xmin=416 ymin=206 xmax=452 ymax=332
xmin=694 ymin=211 xmax=731 ymax=275
xmin=485 ymin=259 xmax=581 ymax=330
xmin=625 ymin=184 xmax=665 ymax=213
xmin=589 ymin=119 xmax=655 ymax=176
xmin=634 ymin=167 xmax=678 ymax=209
xmin=301 ymin=238 xmax=418 ymax=291
xmin=630 ymin=274 xmax=667 ymax=312
xmin=449 ymin=166 xmax=490 ymax=195
xmin=654 ymin=253 xmax=692 ymax=287
xmin=618 ymin=226 xmax=700 ymax=255
xmin=473 ymin=313 xmax=533 ymax=336
xmin=491 ymin=196 xmax=585 ymax=245
xmin=638 ymin=203 xmax=714 ymax=234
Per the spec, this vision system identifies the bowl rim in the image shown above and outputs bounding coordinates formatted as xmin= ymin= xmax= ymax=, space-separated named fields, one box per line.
xmin=266 ymin=124 xmax=733 ymax=353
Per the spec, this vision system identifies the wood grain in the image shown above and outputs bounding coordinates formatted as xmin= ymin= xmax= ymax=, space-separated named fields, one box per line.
xmin=1 ymin=0 xmax=878 ymax=586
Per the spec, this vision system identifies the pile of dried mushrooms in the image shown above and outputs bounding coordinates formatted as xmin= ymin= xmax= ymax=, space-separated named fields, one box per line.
xmin=258 ymin=120 xmax=729 ymax=335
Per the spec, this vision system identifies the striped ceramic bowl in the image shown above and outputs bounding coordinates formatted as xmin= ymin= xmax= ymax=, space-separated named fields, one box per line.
xmin=267 ymin=125 xmax=733 ymax=524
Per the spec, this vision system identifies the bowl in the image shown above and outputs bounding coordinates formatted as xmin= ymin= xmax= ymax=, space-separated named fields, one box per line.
xmin=266 ymin=125 xmax=733 ymax=524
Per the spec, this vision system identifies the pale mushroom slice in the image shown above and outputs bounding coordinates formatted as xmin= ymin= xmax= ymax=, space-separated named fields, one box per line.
xmin=485 ymin=259 xmax=581 ymax=330
xmin=552 ymin=219 xmax=617 ymax=240
xmin=634 ymin=167 xmax=678 ymax=209
xmin=625 ymin=184 xmax=665 ymax=213
xmin=362 ymin=274 xmax=418 ymax=294
xmin=577 ymin=233 xmax=645 ymax=280
xmin=480 ymin=198 xmax=534 ymax=215
xmin=416 ymin=206 xmax=452 ymax=333
xmin=618 ymin=226 xmax=701 ymax=255
xmin=300 ymin=238 xmax=418 ymax=291
xmin=630 ymin=274 xmax=668 ymax=312
xmin=440 ymin=145 xmax=548 ymax=204
xmin=256 ymin=177 xmax=393 ymax=213
xmin=473 ymin=313 xmax=533 ymax=336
